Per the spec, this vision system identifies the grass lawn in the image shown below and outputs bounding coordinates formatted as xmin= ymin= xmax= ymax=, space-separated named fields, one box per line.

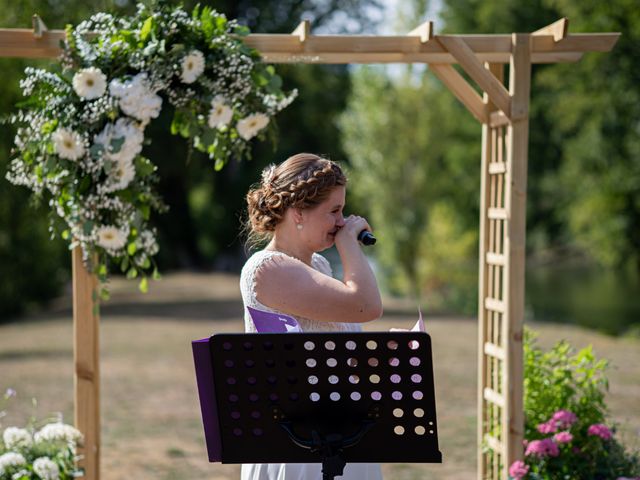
xmin=1 ymin=273 xmax=638 ymax=479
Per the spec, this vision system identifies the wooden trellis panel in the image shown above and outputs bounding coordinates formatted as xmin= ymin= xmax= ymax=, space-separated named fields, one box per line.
xmin=477 ymin=34 xmax=531 ymax=479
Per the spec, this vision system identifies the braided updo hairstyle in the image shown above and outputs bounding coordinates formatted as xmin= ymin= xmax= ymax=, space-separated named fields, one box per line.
xmin=245 ymin=153 xmax=347 ymax=246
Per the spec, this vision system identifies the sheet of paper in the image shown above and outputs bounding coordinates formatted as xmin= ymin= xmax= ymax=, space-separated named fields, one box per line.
xmin=390 ymin=306 xmax=426 ymax=334
xmin=247 ymin=306 xmax=302 ymax=333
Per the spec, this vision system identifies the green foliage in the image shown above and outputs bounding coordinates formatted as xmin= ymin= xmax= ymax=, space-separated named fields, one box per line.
xmin=441 ymin=0 xmax=640 ymax=273
xmin=524 ymin=329 xmax=609 ymax=436
xmin=521 ymin=329 xmax=640 ymax=479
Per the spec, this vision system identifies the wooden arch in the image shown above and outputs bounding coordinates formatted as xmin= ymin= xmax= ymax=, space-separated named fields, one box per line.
xmin=0 ymin=16 xmax=619 ymax=479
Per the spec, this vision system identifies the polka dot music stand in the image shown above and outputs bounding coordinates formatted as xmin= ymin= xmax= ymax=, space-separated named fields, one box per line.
xmin=192 ymin=332 xmax=442 ymax=479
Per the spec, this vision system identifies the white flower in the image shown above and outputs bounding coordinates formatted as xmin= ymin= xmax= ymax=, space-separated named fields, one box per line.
xmin=95 ymin=226 xmax=128 ymax=251
xmin=236 ymin=113 xmax=270 ymax=140
xmin=105 ymin=158 xmax=136 ymax=192
xmin=109 ymin=74 xmax=162 ymax=122
xmin=208 ymin=96 xmax=233 ymax=129
xmin=94 ymin=118 xmax=144 ymax=165
xmin=2 ymin=427 xmax=33 ymax=449
xmin=34 ymin=423 xmax=82 ymax=445
xmin=181 ymin=50 xmax=205 ymax=84
xmin=33 ymin=457 xmax=59 ymax=480
xmin=0 ymin=452 xmax=26 ymax=475
xmin=52 ymin=128 xmax=85 ymax=160
xmin=137 ymin=229 xmax=159 ymax=256
xmin=72 ymin=67 xmax=107 ymax=100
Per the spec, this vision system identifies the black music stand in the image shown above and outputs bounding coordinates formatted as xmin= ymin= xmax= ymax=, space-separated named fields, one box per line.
xmin=192 ymin=332 xmax=442 ymax=479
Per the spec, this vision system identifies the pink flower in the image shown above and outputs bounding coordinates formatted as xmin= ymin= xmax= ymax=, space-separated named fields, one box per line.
xmin=554 ymin=431 xmax=573 ymax=444
xmin=551 ymin=409 xmax=577 ymax=429
xmin=509 ymin=460 xmax=529 ymax=479
xmin=588 ymin=423 xmax=612 ymax=440
xmin=537 ymin=419 xmax=557 ymax=434
xmin=525 ymin=438 xmax=560 ymax=458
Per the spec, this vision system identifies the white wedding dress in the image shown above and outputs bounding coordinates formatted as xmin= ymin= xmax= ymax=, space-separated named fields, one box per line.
xmin=239 ymin=250 xmax=383 ymax=480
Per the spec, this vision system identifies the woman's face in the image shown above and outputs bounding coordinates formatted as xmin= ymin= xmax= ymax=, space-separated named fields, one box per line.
xmin=299 ymin=186 xmax=346 ymax=251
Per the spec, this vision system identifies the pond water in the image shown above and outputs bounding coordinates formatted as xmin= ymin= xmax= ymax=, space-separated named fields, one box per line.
xmin=526 ymin=263 xmax=640 ymax=336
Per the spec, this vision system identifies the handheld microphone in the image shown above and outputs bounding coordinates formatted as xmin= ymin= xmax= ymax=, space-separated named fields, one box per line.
xmin=358 ymin=230 xmax=377 ymax=246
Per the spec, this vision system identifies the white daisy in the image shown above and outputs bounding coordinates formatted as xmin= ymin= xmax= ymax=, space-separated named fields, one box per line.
xmin=72 ymin=67 xmax=107 ymax=100
xmin=2 ymin=427 xmax=33 ymax=449
xmin=208 ymin=96 xmax=233 ymax=128
xmin=52 ymin=128 xmax=85 ymax=161
xmin=33 ymin=457 xmax=59 ymax=480
xmin=236 ymin=113 xmax=270 ymax=140
xmin=181 ymin=50 xmax=205 ymax=84
xmin=95 ymin=226 xmax=128 ymax=251
xmin=107 ymin=158 xmax=136 ymax=192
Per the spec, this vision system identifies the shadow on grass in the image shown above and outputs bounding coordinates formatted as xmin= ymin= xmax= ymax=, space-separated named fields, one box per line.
xmin=20 ymin=298 xmax=245 ymax=322
xmin=0 ymin=349 xmax=71 ymax=361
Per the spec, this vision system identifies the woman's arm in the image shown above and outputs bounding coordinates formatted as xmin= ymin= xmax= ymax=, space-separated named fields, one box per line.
xmin=254 ymin=216 xmax=383 ymax=323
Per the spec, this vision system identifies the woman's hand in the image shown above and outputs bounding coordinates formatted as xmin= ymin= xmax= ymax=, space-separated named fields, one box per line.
xmin=334 ymin=214 xmax=372 ymax=247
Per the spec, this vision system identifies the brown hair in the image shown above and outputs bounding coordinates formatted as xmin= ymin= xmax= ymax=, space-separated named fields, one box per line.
xmin=245 ymin=153 xmax=347 ymax=246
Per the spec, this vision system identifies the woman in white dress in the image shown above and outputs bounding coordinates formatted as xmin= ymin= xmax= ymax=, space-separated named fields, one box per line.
xmin=240 ymin=153 xmax=384 ymax=480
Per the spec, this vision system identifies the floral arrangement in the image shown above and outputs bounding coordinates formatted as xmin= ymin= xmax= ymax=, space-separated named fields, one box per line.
xmin=6 ymin=2 xmax=296 ymax=293
xmin=507 ymin=330 xmax=640 ymax=479
xmin=0 ymin=389 xmax=83 ymax=479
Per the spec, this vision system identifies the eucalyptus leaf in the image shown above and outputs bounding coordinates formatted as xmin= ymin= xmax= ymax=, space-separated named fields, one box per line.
xmin=110 ymin=136 xmax=125 ymax=154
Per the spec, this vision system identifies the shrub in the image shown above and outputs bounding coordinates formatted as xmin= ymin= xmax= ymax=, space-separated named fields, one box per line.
xmin=0 ymin=389 xmax=83 ymax=479
xmin=509 ymin=330 xmax=640 ymax=479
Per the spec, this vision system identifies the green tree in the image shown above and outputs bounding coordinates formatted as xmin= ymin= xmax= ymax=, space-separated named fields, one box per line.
xmin=442 ymin=0 xmax=640 ymax=270
xmin=340 ymin=67 xmax=478 ymax=309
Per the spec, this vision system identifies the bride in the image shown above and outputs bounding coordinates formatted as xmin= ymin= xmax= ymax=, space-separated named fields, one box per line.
xmin=240 ymin=152 xmax=383 ymax=479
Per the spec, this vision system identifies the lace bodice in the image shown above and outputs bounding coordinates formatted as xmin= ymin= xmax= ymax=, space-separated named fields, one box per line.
xmin=240 ymin=250 xmax=362 ymax=333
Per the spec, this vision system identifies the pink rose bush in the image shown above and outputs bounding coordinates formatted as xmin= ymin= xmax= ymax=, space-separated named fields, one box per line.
xmin=509 ymin=408 xmax=640 ymax=479
xmin=588 ymin=423 xmax=613 ymax=440
xmin=509 ymin=460 xmax=529 ymax=480
xmin=518 ymin=330 xmax=640 ymax=479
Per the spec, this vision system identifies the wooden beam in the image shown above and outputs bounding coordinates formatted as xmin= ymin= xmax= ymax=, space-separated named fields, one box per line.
xmin=531 ymin=32 xmax=619 ymax=53
xmin=408 ymin=21 xmax=434 ymax=43
xmin=436 ymin=35 xmax=512 ymax=118
xmin=72 ymin=247 xmax=100 ymax=480
xmin=430 ymin=63 xmax=488 ymax=123
xmin=533 ymin=18 xmax=568 ymax=42
xmin=260 ymin=51 xmax=585 ymax=64
xmin=292 ymin=20 xmax=310 ymax=43
xmin=0 ymin=28 xmax=619 ymax=62
xmin=489 ymin=111 xmax=509 ymax=127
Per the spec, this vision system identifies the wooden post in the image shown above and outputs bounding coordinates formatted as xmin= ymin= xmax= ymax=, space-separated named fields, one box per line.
xmin=72 ymin=246 xmax=100 ymax=480
xmin=503 ymin=33 xmax=531 ymax=476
